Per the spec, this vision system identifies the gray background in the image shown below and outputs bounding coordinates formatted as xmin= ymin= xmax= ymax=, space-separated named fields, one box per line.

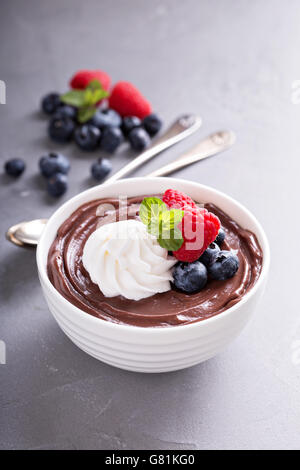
xmin=0 ymin=0 xmax=299 ymax=450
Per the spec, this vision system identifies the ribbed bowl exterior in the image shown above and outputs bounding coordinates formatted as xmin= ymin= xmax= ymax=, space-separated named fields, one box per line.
xmin=37 ymin=178 xmax=270 ymax=373
xmin=39 ymin=275 xmax=266 ymax=372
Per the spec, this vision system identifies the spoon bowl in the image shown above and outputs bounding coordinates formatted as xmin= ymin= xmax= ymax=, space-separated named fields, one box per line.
xmin=6 ymin=219 xmax=48 ymax=247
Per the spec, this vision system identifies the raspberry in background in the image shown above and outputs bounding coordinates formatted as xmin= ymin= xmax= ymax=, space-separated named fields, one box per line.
xmin=109 ymin=81 xmax=152 ymax=119
xmin=70 ymin=70 xmax=111 ymax=91
xmin=163 ymin=188 xmax=197 ymax=209
xmin=173 ymin=205 xmax=221 ymax=263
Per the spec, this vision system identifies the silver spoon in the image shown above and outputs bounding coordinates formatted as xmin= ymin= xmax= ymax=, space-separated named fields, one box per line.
xmin=6 ymin=129 xmax=235 ymax=248
xmin=6 ymin=219 xmax=48 ymax=247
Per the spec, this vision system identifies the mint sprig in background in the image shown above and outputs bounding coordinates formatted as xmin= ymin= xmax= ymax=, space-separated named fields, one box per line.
xmin=140 ymin=197 xmax=184 ymax=251
xmin=60 ymin=79 xmax=109 ymax=123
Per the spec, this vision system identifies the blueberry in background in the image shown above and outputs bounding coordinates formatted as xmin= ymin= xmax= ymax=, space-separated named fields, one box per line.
xmin=90 ymin=109 xmax=121 ymax=129
xmin=128 ymin=127 xmax=151 ymax=151
xmin=4 ymin=158 xmax=26 ymax=177
xmin=121 ymin=116 xmax=141 ymax=136
xmin=39 ymin=153 xmax=70 ymax=178
xmin=47 ymin=173 xmax=68 ymax=197
xmin=48 ymin=115 xmax=75 ymax=143
xmin=208 ymin=250 xmax=239 ymax=280
xmin=199 ymin=242 xmax=220 ymax=267
xmin=100 ymin=127 xmax=124 ymax=153
xmin=143 ymin=113 xmax=163 ymax=136
xmin=91 ymin=158 xmax=112 ymax=182
xmin=41 ymin=93 xmax=61 ymax=115
xmin=74 ymin=124 xmax=101 ymax=151
xmin=173 ymin=261 xmax=208 ymax=293
xmin=53 ymin=105 xmax=77 ymax=121
xmin=215 ymin=227 xmax=226 ymax=247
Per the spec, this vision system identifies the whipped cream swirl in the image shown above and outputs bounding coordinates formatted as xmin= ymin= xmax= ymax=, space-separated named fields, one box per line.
xmin=82 ymin=219 xmax=177 ymax=301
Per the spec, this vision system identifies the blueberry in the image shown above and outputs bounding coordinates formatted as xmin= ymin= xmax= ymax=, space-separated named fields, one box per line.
xmin=91 ymin=158 xmax=112 ymax=182
xmin=4 ymin=158 xmax=25 ymax=177
xmin=173 ymin=261 xmax=208 ymax=294
xmin=90 ymin=109 xmax=121 ymax=129
xmin=199 ymin=242 xmax=220 ymax=267
xmin=74 ymin=124 xmax=101 ymax=151
xmin=215 ymin=227 xmax=226 ymax=247
xmin=39 ymin=153 xmax=70 ymax=178
xmin=47 ymin=173 xmax=68 ymax=197
xmin=143 ymin=113 xmax=163 ymax=136
xmin=48 ymin=116 xmax=75 ymax=143
xmin=208 ymin=250 xmax=239 ymax=281
xmin=41 ymin=93 xmax=61 ymax=115
xmin=128 ymin=127 xmax=151 ymax=151
xmin=53 ymin=105 xmax=77 ymax=120
xmin=100 ymin=127 xmax=124 ymax=153
xmin=121 ymin=116 xmax=141 ymax=136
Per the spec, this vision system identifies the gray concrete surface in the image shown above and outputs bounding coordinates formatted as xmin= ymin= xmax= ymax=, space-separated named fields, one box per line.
xmin=0 ymin=0 xmax=299 ymax=450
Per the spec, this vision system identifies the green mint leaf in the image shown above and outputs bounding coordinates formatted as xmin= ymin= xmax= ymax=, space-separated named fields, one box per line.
xmin=158 ymin=209 xmax=184 ymax=249
xmin=158 ymin=227 xmax=184 ymax=251
xmin=160 ymin=221 xmax=184 ymax=244
xmin=86 ymin=79 xmax=102 ymax=91
xmin=139 ymin=197 xmax=167 ymax=227
xmin=90 ymin=88 xmax=109 ymax=105
xmin=139 ymin=198 xmax=184 ymax=251
xmin=61 ymin=79 xmax=109 ymax=112
xmin=147 ymin=219 xmax=160 ymax=238
xmin=83 ymin=87 xmax=108 ymax=107
xmin=160 ymin=209 xmax=184 ymax=230
xmin=83 ymin=88 xmax=94 ymax=106
xmin=84 ymin=79 xmax=109 ymax=106
xmin=77 ymin=105 xmax=97 ymax=123
xmin=60 ymin=90 xmax=85 ymax=107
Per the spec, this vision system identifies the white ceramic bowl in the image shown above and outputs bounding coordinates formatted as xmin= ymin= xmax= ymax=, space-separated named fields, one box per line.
xmin=37 ymin=177 xmax=270 ymax=373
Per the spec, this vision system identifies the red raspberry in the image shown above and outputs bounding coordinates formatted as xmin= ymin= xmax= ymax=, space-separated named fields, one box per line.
xmin=108 ymin=81 xmax=152 ymax=119
xmin=70 ymin=70 xmax=111 ymax=91
xmin=163 ymin=189 xmax=197 ymax=209
xmin=173 ymin=205 xmax=220 ymax=262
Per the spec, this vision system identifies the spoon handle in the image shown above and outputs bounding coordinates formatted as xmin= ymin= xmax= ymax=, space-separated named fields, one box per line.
xmin=146 ymin=130 xmax=235 ymax=177
xmin=105 ymin=114 xmax=202 ymax=184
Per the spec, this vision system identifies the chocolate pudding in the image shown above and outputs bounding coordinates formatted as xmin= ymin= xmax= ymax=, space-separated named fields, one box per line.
xmin=47 ymin=195 xmax=263 ymax=327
